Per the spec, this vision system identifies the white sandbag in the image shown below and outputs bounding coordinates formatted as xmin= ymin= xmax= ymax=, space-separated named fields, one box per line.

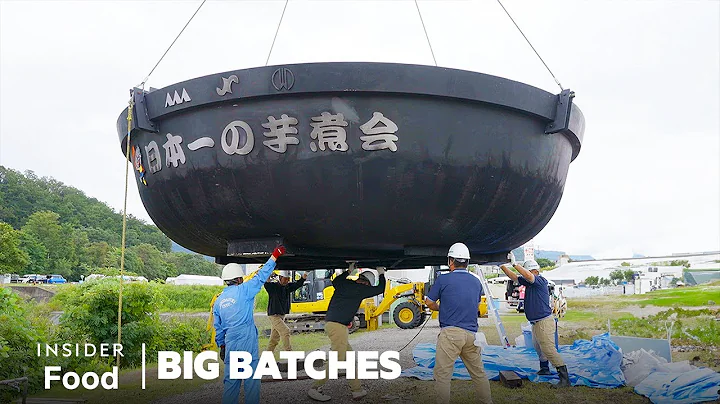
xmin=623 ymin=349 xmax=668 ymax=387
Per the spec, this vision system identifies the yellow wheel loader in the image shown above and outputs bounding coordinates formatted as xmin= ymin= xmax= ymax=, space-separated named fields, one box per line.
xmin=288 ymin=266 xmax=488 ymax=332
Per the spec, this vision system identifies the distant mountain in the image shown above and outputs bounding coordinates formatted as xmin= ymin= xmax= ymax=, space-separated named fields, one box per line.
xmin=632 ymin=253 xmax=646 ymax=258
xmin=511 ymin=247 xmax=594 ymax=262
xmin=172 ymin=241 xmax=214 ymax=262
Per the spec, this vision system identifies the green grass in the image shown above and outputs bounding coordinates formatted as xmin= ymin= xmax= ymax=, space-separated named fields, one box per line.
xmin=568 ymin=283 xmax=720 ymax=310
xmin=156 ymin=284 xmax=224 ymax=311
xmin=631 ymin=285 xmax=720 ymax=306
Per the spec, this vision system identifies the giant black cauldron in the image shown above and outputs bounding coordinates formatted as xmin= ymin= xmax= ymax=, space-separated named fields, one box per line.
xmin=117 ymin=62 xmax=584 ymax=269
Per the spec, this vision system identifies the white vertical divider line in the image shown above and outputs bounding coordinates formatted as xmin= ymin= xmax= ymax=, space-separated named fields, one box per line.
xmin=142 ymin=343 xmax=146 ymax=389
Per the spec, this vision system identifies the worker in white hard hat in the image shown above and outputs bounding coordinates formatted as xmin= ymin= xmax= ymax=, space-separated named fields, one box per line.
xmin=307 ymin=267 xmax=386 ymax=402
xmin=213 ymin=245 xmax=286 ymax=404
xmin=264 ymin=270 xmax=308 ymax=352
xmin=424 ymin=243 xmax=493 ymax=404
xmin=500 ymin=255 xmax=570 ymax=388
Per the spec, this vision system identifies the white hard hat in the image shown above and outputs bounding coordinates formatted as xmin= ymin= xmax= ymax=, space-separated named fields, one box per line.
xmin=447 ymin=242 xmax=471 ymax=260
xmin=358 ymin=270 xmax=376 ymax=286
xmin=278 ymin=270 xmax=291 ymax=278
xmin=222 ymin=263 xmax=245 ymax=280
xmin=523 ymin=260 xmax=540 ymax=271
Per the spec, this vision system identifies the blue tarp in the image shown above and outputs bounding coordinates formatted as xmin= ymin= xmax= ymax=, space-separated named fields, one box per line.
xmin=634 ymin=368 xmax=720 ymax=404
xmin=401 ymin=333 xmax=625 ymax=388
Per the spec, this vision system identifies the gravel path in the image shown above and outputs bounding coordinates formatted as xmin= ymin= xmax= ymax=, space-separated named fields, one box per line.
xmin=152 ymin=320 xmax=445 ymax=404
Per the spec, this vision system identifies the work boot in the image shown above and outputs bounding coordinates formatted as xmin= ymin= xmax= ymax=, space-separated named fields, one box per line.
xmin=537 ymin=361 xmax=551 ymax=376
xmin=308 ymin=386 xmax=331 ymax=402
xmin=553 ymin=365 xmax=571 ymax=388
xmin=352 ymin=389 xmax=367 ymax=400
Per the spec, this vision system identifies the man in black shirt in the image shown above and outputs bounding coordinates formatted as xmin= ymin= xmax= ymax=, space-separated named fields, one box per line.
xmin=307 ymin=268 xmax=386 ymax=402
xmin=264 ymin=271 xmax=307 ymax=353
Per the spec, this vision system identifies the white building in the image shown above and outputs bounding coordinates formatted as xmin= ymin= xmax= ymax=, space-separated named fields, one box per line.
xmin=166 ymin=274 xmax=224 ymax=286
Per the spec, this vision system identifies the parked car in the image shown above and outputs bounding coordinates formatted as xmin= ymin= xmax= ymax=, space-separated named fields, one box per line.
xmin=47 ymin=274 xmax=67 ymax=284
xmin=10 ymin=274 xmax=20 ymax=283
xmin=22 ymin=274 xmax=47 ymax=283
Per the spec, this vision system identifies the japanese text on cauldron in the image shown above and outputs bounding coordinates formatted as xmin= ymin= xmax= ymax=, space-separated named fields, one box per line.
xmin=141 ymin=111 xmax=399 ymax=173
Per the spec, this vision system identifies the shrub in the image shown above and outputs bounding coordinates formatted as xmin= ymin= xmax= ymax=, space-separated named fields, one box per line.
xmin=154 ymin=317 xmax=210 ymax=354
xmin=58 ymin=279 xmax=161 ymax=367
xmin=0 ymin=288 xmax=51 ymax=400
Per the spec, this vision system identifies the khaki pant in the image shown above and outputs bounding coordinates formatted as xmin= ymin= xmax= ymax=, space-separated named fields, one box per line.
xmin=313 ymin=321 xmax=362 ymax=392
xmin=267 ymin=314 xmax=292 ymax=352
xmin=531 ymin=316 xmax=565 ymax=367
xmin=434 ymin=327 xmax=493 ymax=404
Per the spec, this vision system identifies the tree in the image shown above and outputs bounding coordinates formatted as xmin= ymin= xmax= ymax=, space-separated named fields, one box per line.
xmin=0 ymin=222 xmax=29 ymax=273
xmin=165 ymin=252 xmax=220 ymax=277
xmin=623 ymin=269 xmax=635 ymax=282
xmin=18 ymin=231 xmax=47 ymax=274
xmin=22 ymin=211 xmax=69 ymax=260
xmin=130 ymin=243 xmax=175 ymax=280
xmin=621 ymin=262 xmax=631 ymax=267
xmin=610 ymin=269 xmax=625 ymax=284
xmin=585 ymin=276 xmax=599 ymax=286
xmin=84 ymin=242 xmax=113 ymax=269
xmin=109 ymin=248 xmax=144 ymax=276
xmin=536 ymin=258 xmax=555 ymax=269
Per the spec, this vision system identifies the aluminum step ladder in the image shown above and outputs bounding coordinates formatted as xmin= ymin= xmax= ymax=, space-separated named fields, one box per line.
xmin=472 ymin=265 xmax=511 ymax=348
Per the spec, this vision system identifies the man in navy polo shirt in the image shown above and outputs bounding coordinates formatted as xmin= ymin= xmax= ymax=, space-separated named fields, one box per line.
xmin=500 ymin=257 xmax=571 ymax=388
xmin=424 ymin=243 xmax=493 ymax=404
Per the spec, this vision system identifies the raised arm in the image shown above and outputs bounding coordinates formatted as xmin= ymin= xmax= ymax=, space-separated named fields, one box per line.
xmin=244 ymin=246 xmax=286 ymax=296
xmin=514 ymin=263 xmax=535 ymax=283
xmin=288 ymin=272 xmax=308 ymax=293
xmin=332 ymin=270 xmax=350 ymax=289
xmin=362 ymin=273 xmax=387 ymax=298
xmin=500 ymin=264 xmax=520 ymax=282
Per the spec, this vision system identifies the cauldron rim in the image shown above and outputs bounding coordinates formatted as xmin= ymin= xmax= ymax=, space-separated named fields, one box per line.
xmin=118 ymin=61 xmax=583 ymax=160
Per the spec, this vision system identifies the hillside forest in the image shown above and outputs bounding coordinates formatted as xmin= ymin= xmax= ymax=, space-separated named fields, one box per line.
xmin=0 ymin=166 xmax=219 ymax=281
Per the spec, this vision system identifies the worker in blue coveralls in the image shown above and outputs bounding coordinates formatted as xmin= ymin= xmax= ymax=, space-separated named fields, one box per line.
xmin=213 ymin=245 xmax=286 ymax=404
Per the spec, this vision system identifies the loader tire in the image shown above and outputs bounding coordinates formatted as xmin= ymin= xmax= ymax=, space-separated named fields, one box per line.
xmin=393 ymin=302 xmax=422 ymax=329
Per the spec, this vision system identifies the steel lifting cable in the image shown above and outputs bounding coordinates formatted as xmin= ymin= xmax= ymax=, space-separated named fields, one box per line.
xmin=137 ymin=0 xmax=207 ymax=88
xmin=495 ymin=0 xmax=564 ymax=91
xmin=414 ymin=0 xmax=437 ymax=67
xmin=265 ymin=0 xmax=289 ymax=66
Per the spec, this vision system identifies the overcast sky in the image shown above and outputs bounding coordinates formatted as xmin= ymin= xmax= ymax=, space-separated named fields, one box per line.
xmin=1 ymin=0 xmax=718 ymax=259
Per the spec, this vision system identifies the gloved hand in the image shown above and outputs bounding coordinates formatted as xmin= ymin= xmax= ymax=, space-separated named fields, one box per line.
xmin=219 ymin=345 xmax=226 ymax=361
xmin=376 ymin=267 xmax=386 ymax=276
xmin=507 ymin=252 xmax=516 ymax=265
xmin=271 ymin=245 xmax=286 ymax=260
xmin=302 ymin=271 xmax=309 ymax=279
